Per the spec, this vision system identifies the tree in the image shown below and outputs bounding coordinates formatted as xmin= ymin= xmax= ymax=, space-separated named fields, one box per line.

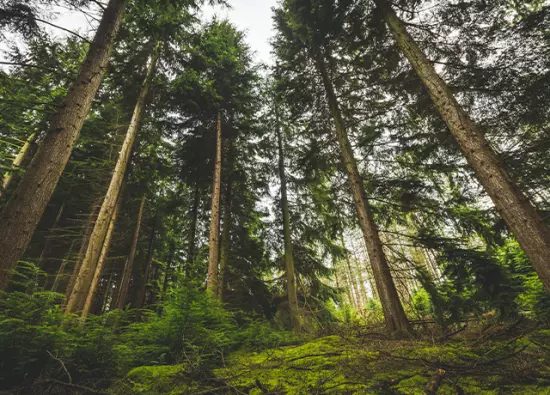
xmin=374 ymin=0 xmax=550 ymax=292
xmin=0 ymin=0 xmax=128 ymax=290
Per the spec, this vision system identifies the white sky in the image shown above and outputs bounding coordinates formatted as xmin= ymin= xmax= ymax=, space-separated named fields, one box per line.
xmin=1 ymin=1 xmax=278 ymax=66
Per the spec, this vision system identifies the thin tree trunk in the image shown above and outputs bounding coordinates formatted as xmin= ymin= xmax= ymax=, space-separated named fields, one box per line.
xmin=81 ymin=185 xmax=124 ymax=319
xmin=187 ymin=176 xmax=200 ymax=272
xmin=116 ymin=195 xmax=146 ymax=309
xmin=376 ymin=0 xmax=550 ymax=292
xmin=37 ymin=203 xmax=65 ymax=269
xmin=64 ymin=200 xmax=100 ymax=301
xmin=316 ymin=55 xmax=412 ymax=335
xmin=0 ymin=132 xmax=37 ymax=198
xmin=65 ymin=42 xmax=161 ymax=313
xmin=133 ymin=213 xmax=158 ymax=309
xmin=341 ymin=236 xmax=362 ymax=309
xmin=51 ymin=240 xmax=76 ymax=293
xmin=218 ymin=181 xmax=232 ymax=302
xmin=0 ymin=0 xmax=128 ymax=290
xmin=276 ymin=113 xmax=300 ymax=330
xmin=207 ymin=111 xmax=223 ymax=296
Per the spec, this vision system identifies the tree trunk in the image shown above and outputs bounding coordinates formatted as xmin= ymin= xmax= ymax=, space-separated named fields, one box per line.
xmin=276 ymin=112 xmax=301 ymax=330
xmin=65 ymin=42 xmax=161 ymax=313
xmin=37 ymin=202 xmax=65 ymax=269
xmin=376 ymin=0 xmax=550 ymax=292
xmin=116 ymin=195 xmax=146 ymax=309
xmin=64 ymin=201 xmax=100 ymax=301
xmin=207 ymin=111 xmax=223 ymax=296
xmin=218 ymin=173 xmax=232 ymax=302
xmin=0 ymin=0 xmax=128 ymax=291
xmin=0 ymin=132 xmax=37 ymax=198
xmin=316 ymin=55 xmax=412 ymax=335
xmin=81 ymin=185 xmax=124 ymax=319
xmin=187 ymin=176 xmax=200 ymax=272
xmin=133 ymin=213 xmax=158 ymax=309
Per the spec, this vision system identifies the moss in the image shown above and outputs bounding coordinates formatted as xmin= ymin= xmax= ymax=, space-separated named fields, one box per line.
xmin=114 ymin=331 xmax=550 ymax=394
xmin=114 ymin=364 xmax=205 ymax=395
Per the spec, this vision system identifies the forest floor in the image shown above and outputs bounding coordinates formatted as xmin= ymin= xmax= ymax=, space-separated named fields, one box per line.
xmin=113 ymin=320 xmax=550 ymax=394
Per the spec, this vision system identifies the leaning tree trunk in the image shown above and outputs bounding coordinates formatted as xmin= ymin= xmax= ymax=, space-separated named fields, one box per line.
xmin=218 ymin=170 xmax=232 ymax=302
xmin=65 ymin=42 xmax=161 ymax=313
xmin=0 ymin=131 xmax=37 ymax=198
xmin=316 ymin=55 xmax=412 ymax=336
xmin=207 ymin=112 xmax=223 ymax=296
xmin=376 ymin=0 xmax=550 ymax=292
xmin=0 ymin=0 xmax=128 ymax=291
xmin=276 ymin=112 xmax=301 ymax=331
xmin=116 ymin=195 xmax=146 ymax=309
xmin=81 ymin=185 xmax=124 ymax=319
xmin=51 ymin=240 xmax=76 ymax=293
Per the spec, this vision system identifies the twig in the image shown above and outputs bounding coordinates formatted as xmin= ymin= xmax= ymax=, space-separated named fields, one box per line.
xmin=37 ymin=379 xmax=109 ymax=394
xmin=46 ymin=350 xmax=72 ymax=384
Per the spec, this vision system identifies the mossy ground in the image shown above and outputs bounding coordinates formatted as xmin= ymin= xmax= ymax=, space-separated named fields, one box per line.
xmin=115 ymin=325 xmax=550 ymax=394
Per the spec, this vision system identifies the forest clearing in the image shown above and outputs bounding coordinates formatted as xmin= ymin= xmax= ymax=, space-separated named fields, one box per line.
xmin=1 ymin=0 xmax=550 ymax=394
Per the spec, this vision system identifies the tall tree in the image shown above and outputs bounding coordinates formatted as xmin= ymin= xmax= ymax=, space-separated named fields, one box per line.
xmin=207 ymin=111 xmax=223 ymax=296
xmin=0 ymin=0 xmax=128 ymax=290
xmin=374 ymin=0 xmax=550 ymax=292
xmin=65 ymin=42 xmax=161 ymax=313
xmin=275 ymin=105 xmax=301 ymax=331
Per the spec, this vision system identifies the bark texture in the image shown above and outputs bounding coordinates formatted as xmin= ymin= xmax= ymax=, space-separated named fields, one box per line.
xmin=377 ymin=0 xmax=550 ymax=291
xmin=116 ymin=195 xmax=146 ymax=309
xmin=218 ymin=180 xmax=232 ymax=302
xmin=65 ymin=42 xmax=161 ymax=313
xmin=317 ymin=55 xmax=412 ymax=335
xmin=0 ymin=132 xmax=37 ymax=198
xmin=0 ymin=0 xmax=128 ymax=291
xmin=276 ymin=113 xmax=300 ymax=331
xmin=207 ymin=112 xmax=223 ymax=296
xmin=81 ymin=186 xmax=123 ymax=319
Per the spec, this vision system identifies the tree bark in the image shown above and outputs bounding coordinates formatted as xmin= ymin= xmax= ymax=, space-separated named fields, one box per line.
xmin=116 ymin=195 xmax=146 ymax=309
xmin=64 ymin=201 xmax=100 ymax=301
xmin=81 ymin=184 xmax=124 ymax=319
xmin=218 ymin=171 xmax=232 ymax=302
xmin=0 ymin=0 xmax=128 ymax=291
xmin=316 ymin=55 xmax=412 ymax=335
xmin=276 ymin=112 xmax=301 ymax=331
xmin=207 ymin=111 xmax=223 ymax=296
xmin=65 ymin=42 xmax=161 ymax=313
xmin=376 ymin=0 xmax=550 ymax=292
xmin=0 ymin=132 xmax=38 ymax=198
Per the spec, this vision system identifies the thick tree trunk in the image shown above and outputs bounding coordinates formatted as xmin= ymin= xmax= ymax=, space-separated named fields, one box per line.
xmin=116 ymin=195 xmax=146 ymax=309
xmin=317 ymin=55 xmax=412 ymax=335
xmin=0 ymin=0 xmax=128 ymax=291
xmin=65 ymin=43 xmax=161 ymax=313
xmin=276 ymin=113 xmax=300 ymax=330
xmin=207 ymin=111 xmax=223 ymax=296
xmin=0 ymin=132 xmax=37 ymax=198
xmin=187 ymin=177 xmax=200 ymax=273
xmin=81 ymin=186 xmax=124 ymax=319
xmin=132 ymin=213 xmax=158 ymax=309
xmin=376 ymin=0 xmax=550 ymax=292
xmin=218 ymin=175 xmax=232 ymax=302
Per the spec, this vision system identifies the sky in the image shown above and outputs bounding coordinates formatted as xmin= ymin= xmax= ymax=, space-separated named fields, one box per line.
xmin=1 ymin=1 xmax=278 ymax=66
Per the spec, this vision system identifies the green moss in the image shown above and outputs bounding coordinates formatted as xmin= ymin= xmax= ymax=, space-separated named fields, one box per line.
xmin=115 ymin=364 xmax=204 ymax=395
